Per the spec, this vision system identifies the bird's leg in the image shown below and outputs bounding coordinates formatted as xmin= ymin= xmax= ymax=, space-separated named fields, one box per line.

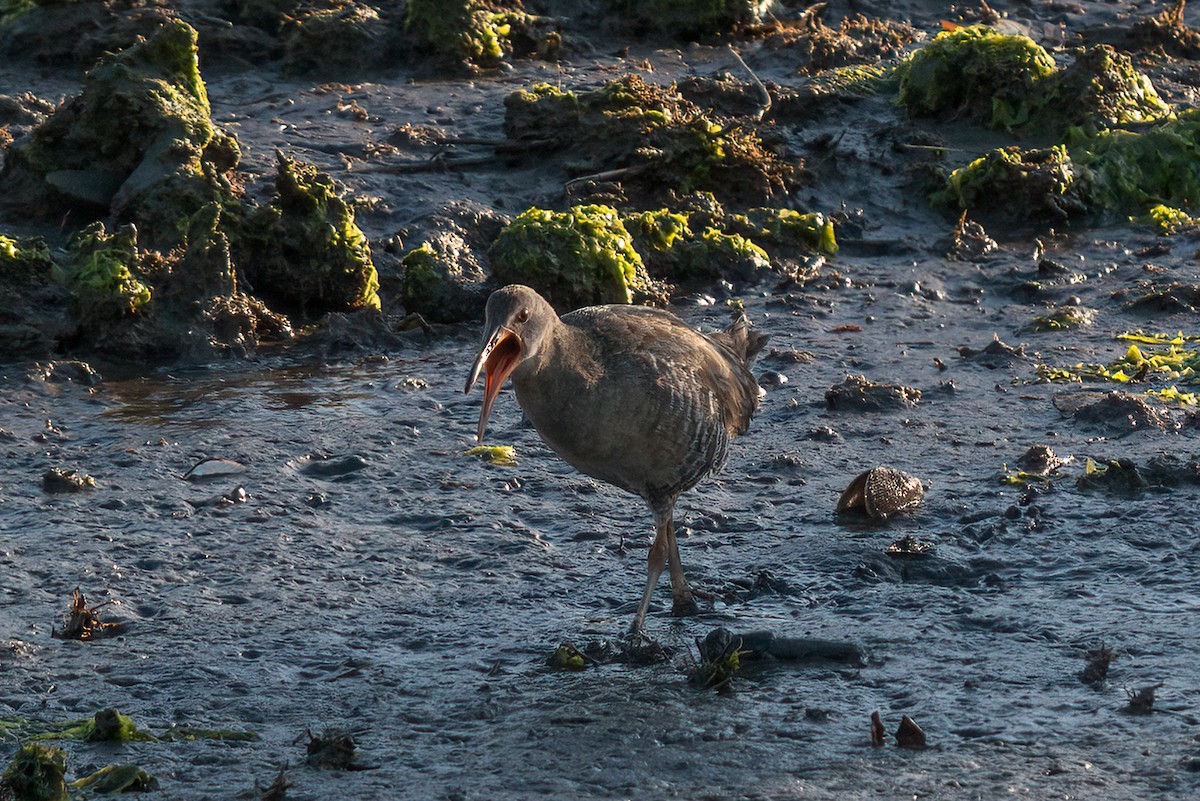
xmin=664 ymin=518 xmax=700 ymax=617
xmin=629 ymin=519 xmax=669 ymax=636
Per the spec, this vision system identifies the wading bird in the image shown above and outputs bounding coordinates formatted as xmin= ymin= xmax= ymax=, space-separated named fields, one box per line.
xmin=465 ymin=284 xmax=766 ymax=635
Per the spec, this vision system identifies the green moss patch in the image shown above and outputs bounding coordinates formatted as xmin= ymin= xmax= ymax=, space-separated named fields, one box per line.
xmin=399 ymin=239 xmax=488 ymax=323
xmin=59 ymin=223 xmax=152 ymax=322
xmin=0 ymin=233 xmax=53 ymax=283
xmin=897 ymin=24 xmax=1056 ymax=128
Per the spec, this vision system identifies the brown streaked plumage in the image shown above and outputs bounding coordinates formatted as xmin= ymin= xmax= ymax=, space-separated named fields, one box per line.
xmin=465 ymin=284 xmax=766 ymax=635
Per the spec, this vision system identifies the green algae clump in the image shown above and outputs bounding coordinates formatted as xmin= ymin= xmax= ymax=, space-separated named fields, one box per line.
xmin=936 ymin=145 xmax=1077 ymax=222
xmin=59 ymin=223 xmax=151 ymax=320
xmin=1144 ymin=204 xmax=1199 ymax=234
xmin=1071 ymin=110 xmax=1200 ymax=215
xmin=743 ymin=208 xmax=839 ymax=255
xmin=623 ymin=202 xmax=836 ymax=286
xmin=805 ymin=63 xmax=894 ymax=100
xmin=30 ymin=709 xmax=158 ymax=742
xmin=241 ymin=152 xmax=380 ymax=316
xmin=897 ymin=27 xmax=1169 ymax=133
xmin=0 ymin=233 xmax=54 ymax=282
xmin=939 ymin=111 xmax=1200 ymax=223
xmin=405 ymin=0 xmax=555 ymax=67
xmin=71 ymin=764 xmax=159 ymax=794
xmin=1031 ymin=304 xmax=1096 ymax=332
xmin=1 ymin=20 xmax=241 ymax=248
xmin=489 ymin=205 xmax=657 ymax=310
xmin=1 ymin=744 xmax=68 ymax=801
xmin=1044 ymin=45 xmax=1170 ymax=131
xmin=897 ymin=25 xmax=1056 ymax=128
xmin=399 ymin=240 xmax=488 ymax=324
xmin=465 ymin=444 xmax=517 ymax=466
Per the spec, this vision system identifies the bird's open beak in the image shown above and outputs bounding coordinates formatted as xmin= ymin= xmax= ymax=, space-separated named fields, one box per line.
xmin=464 ymin=326 xmax=523 ymax=442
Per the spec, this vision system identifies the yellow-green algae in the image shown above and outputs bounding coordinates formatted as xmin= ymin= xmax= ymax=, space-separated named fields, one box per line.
xmin=70 ymin=763 xmax=158 ymax=794
xmin=898 ymin=26 xmax=1168 ymax=133
xmin=1 ymin=743 xmax=67 ymax=801
xmin=939 ymin=111 xmax=1200 ymax=220
xmin=0 ymin=233 xmax=54 ymax=282
xmin=399 ymin=240 xmax=487 ymax=323
xmin=1036 ymin=331 xmax=1200 ymax=407
xmin=897 ymin=25 xmax=1056 ymax=129
xmin=58 ymin=223 xmax=151 ymax=319
xmin=465 ymin=444 xmax=517 ymax=466
xmin=548 ymin=643 xmax=586 ymax=670
xmin=489 ymin=204 xmax=655 ymax=311
xmin=1 ymin=712 xmax=258 ymax=742
xmin=937 ymin=144 xmax=1075 ymax=216
xmin=1142 ymin=204 xmax=1199 ymax=234
xmin=1031 ymin=305 xmax=1095 ymax=332
xmin=806 ymin=63 xmax=894 ymax=99
xmin=405 ymin=0 xmax=553 ymax=66
xmin=241 ymin=152 xmax=380 ymax=315
xmin=616 ymin=203 xmax=838 ymax=285
xmin=28 ymin=709 xmax=157 ymax=742
xmin=3 ymin=20 xmax=240 ymax=247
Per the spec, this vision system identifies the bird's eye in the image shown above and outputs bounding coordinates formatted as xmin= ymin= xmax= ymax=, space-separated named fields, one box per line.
xmin=516 ymin=308 xmax=530 ymax=323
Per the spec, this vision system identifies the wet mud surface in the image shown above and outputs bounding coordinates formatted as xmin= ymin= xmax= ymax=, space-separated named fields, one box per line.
xmin=4 ymin=1 xmax=1200 ymax=799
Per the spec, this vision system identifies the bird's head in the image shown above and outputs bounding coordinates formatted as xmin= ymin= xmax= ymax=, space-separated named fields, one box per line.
xmin=464 ymin=285 xmax=557 ymax=442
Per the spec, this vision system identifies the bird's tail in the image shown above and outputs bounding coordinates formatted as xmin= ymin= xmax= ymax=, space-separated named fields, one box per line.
xmin=711 ymin=315 xmax=768 ymax=366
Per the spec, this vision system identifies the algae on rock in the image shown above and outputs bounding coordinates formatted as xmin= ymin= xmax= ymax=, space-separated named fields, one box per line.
xmin=897 ymin=24 xmax=1056 ymax=129
xmin=897 ymin=26 xmax=1168 ymax=133
xmin=0 ymin=232 xmax=53 ymax=282
xmin=240 ymin=152 xmax=380 ymax=316
xmin=489 ymin=204 xmax=661 ymax=311
xmin=1 ymin=743 xmax=68 ymax=801
xmin=59 ymin=222 xmax=152 ymax=323
xmin=613 ymin=0 xmax=774 ymax=39
xmin=0 ymin=20 xmax=242 ymax=248
xmin=939 ymin=111 xmax=1200 ymax=224
xmin=399 ymin=238 xmax=489 ymax=323
xmin=281 ymin=1 xmax=393 ymax=75
xmin=503 ymin=75 xmax=796 ymax=207
xmin=405 ymin=0 xmax=557 ymax=68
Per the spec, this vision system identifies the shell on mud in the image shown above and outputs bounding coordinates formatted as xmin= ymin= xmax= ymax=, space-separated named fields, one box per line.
xmin=836 ymin=466 xmax=926 ymax=520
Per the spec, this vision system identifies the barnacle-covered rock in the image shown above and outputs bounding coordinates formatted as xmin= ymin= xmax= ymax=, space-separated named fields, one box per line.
xmin=836 ymin=466 xmax=926 ymax=520
xmin=825 ymin=374 xmax=921 ymax=411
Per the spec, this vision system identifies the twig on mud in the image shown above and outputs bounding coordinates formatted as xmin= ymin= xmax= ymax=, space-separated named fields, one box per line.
xmin=727 ymin=44 xmax=772 ymax=124
xmin=897 ymin=143 xmax=971 ymax=153
xmin=564 ymin=165 xmax=646 ymax=194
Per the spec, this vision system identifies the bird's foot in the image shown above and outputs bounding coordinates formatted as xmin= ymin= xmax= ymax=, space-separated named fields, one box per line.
xmin=671 ymin=594 xmax=700 ymax=617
